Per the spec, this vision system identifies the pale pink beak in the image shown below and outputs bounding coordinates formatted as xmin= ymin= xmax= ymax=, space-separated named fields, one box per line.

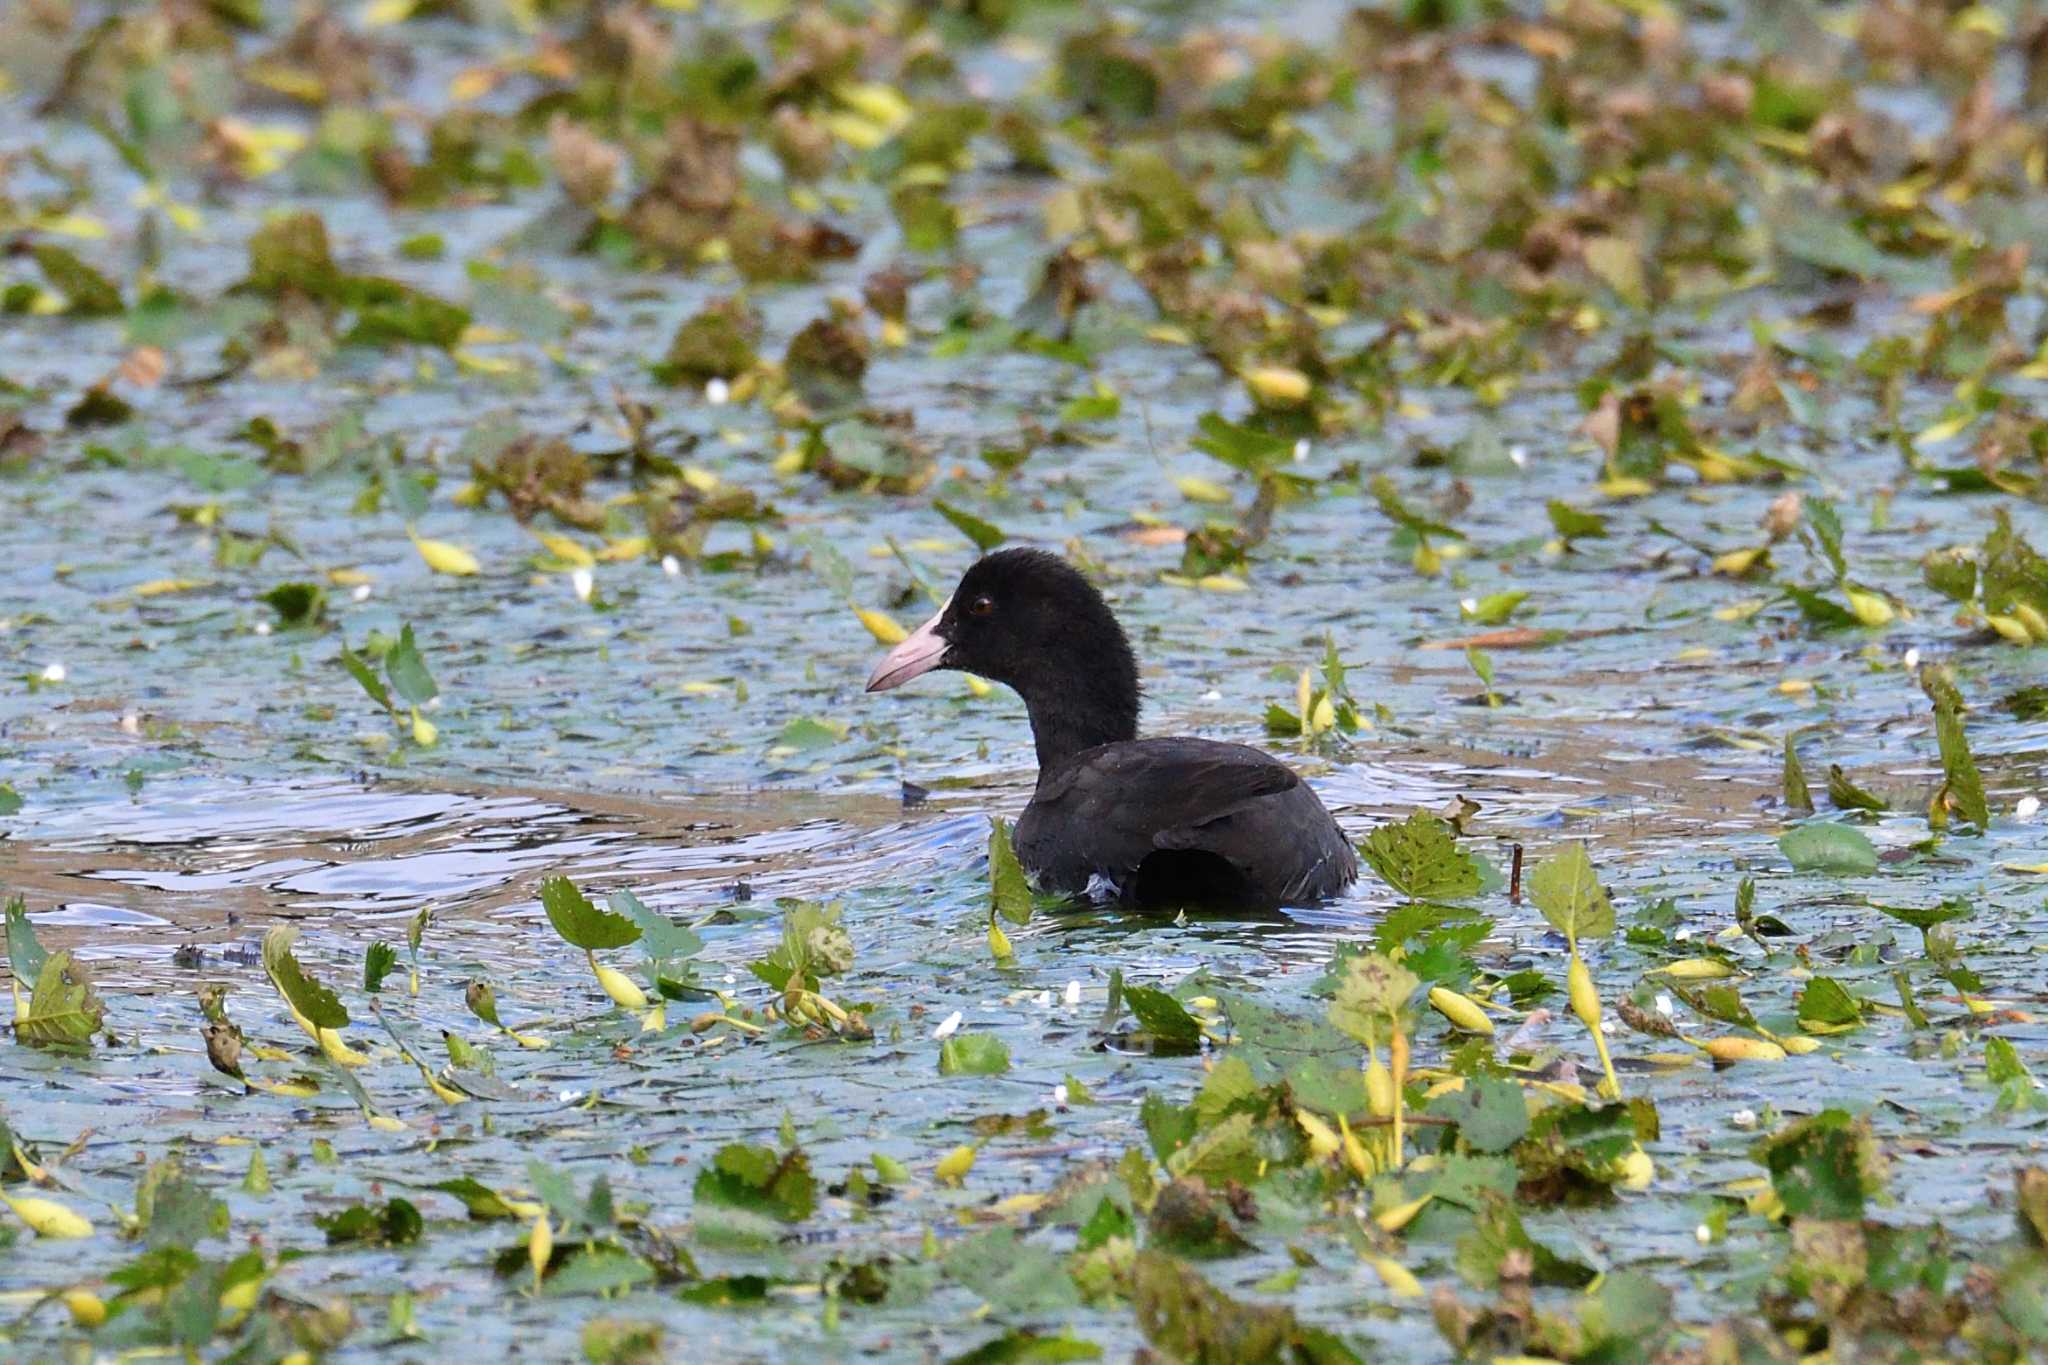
xmin=865 ymin=601 xmax=951 ymax=692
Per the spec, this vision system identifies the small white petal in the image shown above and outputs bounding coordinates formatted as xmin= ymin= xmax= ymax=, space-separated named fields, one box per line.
xmin=1731 ymin=1108 xmax=1757 ymax=1129
xmin=705 ymin=378 xmax=730 ymax=405
xmin=932 ymin=1010 xmax=962 ymax=1040
xmin=1460 ymin=598 xmax=1478 ymax=614
xmin=1508 ymin=444 xmax=1529 ymax=467
xmin=660 ymin=555 xmax=682 ymax=577
xmin=1903 ymin=647 xmax=1921 ymax=670
xmin=119 ymin=711 xmax=142 ymax=735
xmin=570 ymin=568 xmax=595 ymax=602
xmin=1694 ymin=1223 xmax=1712 ymax=1244
xmin=253 ymin=621 xmax=271 ymax=636
xmin=40 ymin=662 xmax=65 ymax=682
xmin=1675 ymin=927 xmax=1692 ymax=942
xmin=1600 ymin=1016 xmax=1616 ymax=1033
xmin=1654 ymin=993 xmax=1674 ymax=1017
xmin=351 ymin=583 xmax=373 ymax=602
xmin=1035 ymin=990 xmax=1053 ymax=1008
xmin=1064 ymin=980 xmax=1081 ymax=1007
xmin=2016 ymin=795 xmax=2041 ymax=820
xmin=557 ymin=1088 xmax=586 ymax=1104
xmin=1200 ymin=689 xmax=1222 ymax=702
xmin=1292 ymin=438 xmax=1310 ymax=462
xmin=1052 ymin=1083 xmax=1069 ymax=1108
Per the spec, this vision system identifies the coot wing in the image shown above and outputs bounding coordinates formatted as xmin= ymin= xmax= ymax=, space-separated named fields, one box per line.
xmin=1017 ymin=737 xmax=1356 ymax=905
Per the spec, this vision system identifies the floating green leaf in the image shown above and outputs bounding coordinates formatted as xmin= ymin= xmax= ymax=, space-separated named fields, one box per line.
xmin=16 ymin=950 xmax=104 ymax=1045
xmin=4 ymin=895 xmax=47 ymax=986
xmin=1779 ymin=822 xmax=1879 ymax=875
xmin=1826 ymin=765 xmax=1887 ymax=812
xmin=935 ymin=500 xmax=1007 ymax=552
xmin=693 ymin=1143 xmax=816 ymax=1225
xmin=1528 ymin=842 xmax=1614 ymax=939
xmin=1359 ymin=812 xmax=1482 ymax=901
xmin=385 ymin=624 xmax=438 ymax=707
xmin=260 ymin=927 xmax=348 ymax=1030
xmin=540 ymin=876 xmax=640 ymax=951
xmin=938 ymin=1033 xmax=1011 ymax=1076
xmin=989 ymin=817 xmax=1033 ymax=926
xmin=1124 ymin=986 xmax=1202 ymax=1047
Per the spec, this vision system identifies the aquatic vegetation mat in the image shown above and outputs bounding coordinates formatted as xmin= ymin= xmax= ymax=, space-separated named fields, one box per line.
xmin=2 ymin=0 xmax=2048 ymax=1359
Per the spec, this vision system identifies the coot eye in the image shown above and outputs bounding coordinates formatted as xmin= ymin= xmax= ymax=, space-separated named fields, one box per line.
xmin=968 ymin=595 xmax=995 ymax=616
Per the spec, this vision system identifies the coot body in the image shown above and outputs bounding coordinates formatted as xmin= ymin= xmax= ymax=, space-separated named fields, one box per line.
xmin=865 ymin=549 xmax=1357 ymax=909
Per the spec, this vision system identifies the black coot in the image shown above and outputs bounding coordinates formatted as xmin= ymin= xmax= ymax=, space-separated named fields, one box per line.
xmin=865 ymin=548 xmax=1358 ymax=908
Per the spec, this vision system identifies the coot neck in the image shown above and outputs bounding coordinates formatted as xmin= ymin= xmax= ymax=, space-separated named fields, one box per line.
xmin=1019 ymin=672 xmax=1139 ymax=776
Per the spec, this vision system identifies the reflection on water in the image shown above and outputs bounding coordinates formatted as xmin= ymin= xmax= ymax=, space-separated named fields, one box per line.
xmin=1 ymin=721 xmax=1790 ymax=985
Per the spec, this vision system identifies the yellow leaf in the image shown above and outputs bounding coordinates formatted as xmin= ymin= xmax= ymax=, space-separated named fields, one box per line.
xmin=1428 ymin=986 xmax=1494 ymax=1035
xmin=935 ymin=1144 xmax=976 ymax=1186
xmin=1366 ymin=1256 xmax=1422 ymax=1298
xmin=1194 ymin=574 xmax=1247 ymax=593
xmin=855 ymin=608 xmax=907 ymax=645
xmin=1916 ymin=413 xmax=1975 ymax=446
xmin=36 ymin=213 xmax=108 ymax=240
xmin=362 ymin=0 xmax=416 ymax=23
xmin=219 ymin=1277 xmax=261 ymax=1316
xmin=833 ymin=81 xmax=913 ymax=131
xmin=318 ymin=1027 xmax=370 ymax=1068
xmin=1845 ymin=588 xmax=1894 ymax=627
xmin=418 ymin=1064 xmax=466 ymax=1105
xmin=1698 ymin=1035 xmax=1786 ymax=1062
xmin=990 ymin=1192 xmax=1046 ymax=1219
xmin=453 ymin=349 xmax=520 ymax=376
xmin=1568 ymin=955 xmax=1601 ymax=1031
xmin=595 ymin=536 xmax=649 ymax=562
xmin=1296 ymin=1110 xmax=1341 ymax=1158
xmin=528 ymin=1213 xmax=553 ymax=1293
xmin=534 ymin=532 xmax=594 ymax=567
xmin=133 ymin=578 xmax=207 ymax=597
xmin=1176 ymin=475 xmax=1233 ymax=504
xmin=411 ymin=535 xmax=480 ymax=576
xmin=822 ymin=113 xmax=892 ymax=150
xmin=1243 ymin=366 xmax=1311 ymax=405
xmin=1711 ymin=546 xmax=1767 ymax=576
xmin=62 ymin=1289 xmax=107 ymax=1327
xmin=1336 ymin=1113 xmax=1373 ymax=1180
xmin=1 ymin=1192 xmax=93 ymax=1239
xmin=449 ymin=67 xmax=498 ymax=103
xmin=1655 ymin=958 xmax=1739 ymax=980
xmin=1987 ymin=613 xmax=2033 ymax=645
xmin=1374 ymin=1194 xmax=1430 ymax=1233
xmin=1596 ymin=476 xmax=1656 ymax=499
xmin=592 ymin=961 xmax=647 ymax=1012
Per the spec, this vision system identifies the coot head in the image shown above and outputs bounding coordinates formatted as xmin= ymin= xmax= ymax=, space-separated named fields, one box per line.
xmin=866 ymin=548 xmax=1140 ymax=770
